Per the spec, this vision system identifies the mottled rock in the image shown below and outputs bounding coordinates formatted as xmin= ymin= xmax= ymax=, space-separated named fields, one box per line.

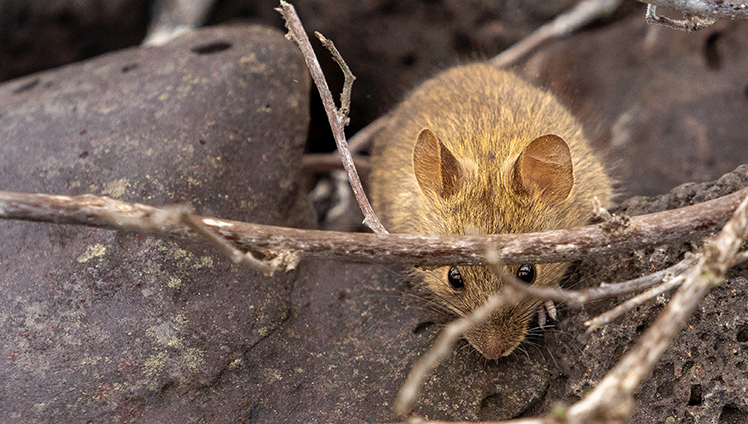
xmin=0 ymin=24 xmax=311 ymax=423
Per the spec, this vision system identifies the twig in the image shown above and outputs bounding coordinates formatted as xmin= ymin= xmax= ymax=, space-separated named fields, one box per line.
xmin=315 ymin=31 xmax=355 ymax=126
xmin=178 ymin=207 xmax=278 ymax=275
xmin=301 ymin=153 xmax=370 ymax=174
xmin=641 ymin=0 xmax=748 ymax=17
xmin=489 ymin=0 xmax=622 ymax=69
xmin=393 ymin=283 xmax=527 ymax=416
xmin=276 ymin=1 xmax=388 ymax=234
xmin=582 ymin=273 xmax=685 ymax=339
xmin=498 ymin=253 xmax=700 ymax=307
xmin=644 ymin=4 xmax=717 ymax=32
xmin=1 ymin=188 xmax=746 ymax=266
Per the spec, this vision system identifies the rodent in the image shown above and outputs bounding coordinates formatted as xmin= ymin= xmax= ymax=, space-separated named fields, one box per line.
xmin=369 ymin=63 xmax=612 ymax=360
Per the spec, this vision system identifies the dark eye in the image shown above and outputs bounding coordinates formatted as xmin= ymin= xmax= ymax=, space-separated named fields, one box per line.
xmin=447 ymin=267 xmax=464 ymax=290
xmin=516 ymin=264 xmax=536 ymax=284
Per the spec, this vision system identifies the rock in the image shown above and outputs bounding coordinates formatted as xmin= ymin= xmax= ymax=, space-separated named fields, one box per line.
xmin=0 ymin=24 xmax=312 ymax=422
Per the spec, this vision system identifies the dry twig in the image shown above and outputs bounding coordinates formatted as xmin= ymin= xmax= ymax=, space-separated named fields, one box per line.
xmin=1 ymin=188 xmax=746 ymax=267
xmin=582 ymin=272 xmax=685 ymax=338
xmin=315 ymin=31 xmax=355 ymax=126
xmin=276 ymin=1 xmax=388 ymax=234
xmin=641 ymin=0 xmax=748 ymax=32
xmin=489 ymin=0 xmax=622 ymax=69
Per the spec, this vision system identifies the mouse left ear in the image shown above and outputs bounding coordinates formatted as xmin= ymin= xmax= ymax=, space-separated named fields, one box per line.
xmin=512 ymin=134 xmax=573 ymax=205
xmin=412 ymin=128 xmax=464 ymax=200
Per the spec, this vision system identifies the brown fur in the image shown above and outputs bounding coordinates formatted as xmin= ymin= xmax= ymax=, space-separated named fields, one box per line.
xmin=369 ymin=63 xmax=612 ymax=359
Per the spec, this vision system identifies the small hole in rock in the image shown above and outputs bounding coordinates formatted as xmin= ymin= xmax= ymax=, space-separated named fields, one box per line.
xmin=191 ymin=41 xmax=232 ymax=55
xmin=704 ymin=32 xmax=722 ymax=70
xmin=122 ymin=63 xmax=138 ymax=73
xmin=737 ymin=324 xmax=748 ymax=342
xmin=13 ymin=78 xmax=40 ymax=94
xmin=413 ymin=321 xmax=435 ymax=334
xmin=719 ymin=404 xmax=744 ymax=424
xmin=401 ymin=52 xmax=417 ymax=67
xmin=688 ymin=384 xmax=702 ymax=405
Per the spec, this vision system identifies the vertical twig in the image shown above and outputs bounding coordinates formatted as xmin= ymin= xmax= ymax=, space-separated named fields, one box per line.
xmin=276 ymin=1 xmax=389 ymax=234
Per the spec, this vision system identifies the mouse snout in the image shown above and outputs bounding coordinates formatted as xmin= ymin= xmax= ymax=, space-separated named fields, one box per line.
xmin=464 ymin=308 xmax=528 ymax=359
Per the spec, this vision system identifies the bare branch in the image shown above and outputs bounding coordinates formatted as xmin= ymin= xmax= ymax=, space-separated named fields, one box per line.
xmin=489 ymin=0 xmax=622 ymax=69
xmin=315 ymin=31 xmax=355 ymax=126
xmin=179 ymin=208 xmax=279 ymax=275
xmin=393 ymin=283 xmax=527 ymax=416
xmin=276 ymin=1 xmax=388 ymax=234
xmin=641 ymin=0 xmax=748 ymax=17
xmin=644 ymin=4 xmax=717 ymax=32
xmin=301 ymin=153 xmax=370 ymax=174
xmin=1 ymin=188 xmax=746 ymax=266
xmin=583 ymin=273 xmax=685 ymax=338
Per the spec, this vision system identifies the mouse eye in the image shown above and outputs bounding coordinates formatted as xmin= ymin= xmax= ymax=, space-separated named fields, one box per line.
xmin=516 ymin=264 xmax=536 ymax=284
xmin=447 ymin=267 xmax=464 ymax=290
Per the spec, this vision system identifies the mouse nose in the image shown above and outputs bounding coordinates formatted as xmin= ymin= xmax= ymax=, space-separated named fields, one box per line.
xmin=464 ymin=313 xmax=527 ymax=359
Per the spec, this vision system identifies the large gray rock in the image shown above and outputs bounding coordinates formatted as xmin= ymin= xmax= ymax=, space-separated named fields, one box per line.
xmin=0 ymin=24 xmax=312 ymax=422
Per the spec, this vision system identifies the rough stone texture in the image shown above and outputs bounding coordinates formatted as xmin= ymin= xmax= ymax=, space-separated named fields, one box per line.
xmin=546 ymin=165 xmax=748 ymax=423
xmin=0 ymin=25 xmax=312 ymax=423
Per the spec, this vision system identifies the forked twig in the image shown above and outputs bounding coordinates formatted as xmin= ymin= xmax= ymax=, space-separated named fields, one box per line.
xmin=276 ymin=1 xmax=388 ymax=234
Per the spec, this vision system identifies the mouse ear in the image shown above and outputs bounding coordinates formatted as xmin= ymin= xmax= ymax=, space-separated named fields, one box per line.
xmin=412 ymin=128 xmax=464 ymax=199
xmin=512 ymin=134 xmax=573 ymax=204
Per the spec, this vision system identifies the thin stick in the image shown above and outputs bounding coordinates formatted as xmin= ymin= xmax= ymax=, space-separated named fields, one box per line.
xmin=498 ymin=253 xmax=699 ymax=307
xmin=178 ymin=208 xmax=277 ymax=275
xmin=640 ymin=0 xmax=748 ymax=21
xmin=583 ymin=273 xmax=685 ymax=338
xmin=393 ymin=284 xmax=525 ymax=415
xmin=276 ymin=1 xmax=388 ymax=234
xmin=489 ymin=0 xmax=622 ymax=69
xmin=644 ymin=4 xmax=716 ymax=32
xmin=1 ymin=188 xmax=746 ymax=266
xmin=315 ymin=31 xmax=355 ymax=126
xmin=301 ymin=153 xmax=370 ymax=174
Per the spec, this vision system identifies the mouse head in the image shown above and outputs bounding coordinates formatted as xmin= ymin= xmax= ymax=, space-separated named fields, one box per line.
xmin=411 ymin=128 xmax=574 ymax=359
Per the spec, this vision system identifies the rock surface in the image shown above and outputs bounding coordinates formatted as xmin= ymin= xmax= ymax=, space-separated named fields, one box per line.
xmin=0 ymin=25 xmax=312 ymax=423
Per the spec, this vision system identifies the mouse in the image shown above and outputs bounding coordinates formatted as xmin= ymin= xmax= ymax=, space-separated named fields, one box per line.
xmin=368 ymin=63 xmax=612 ymax=359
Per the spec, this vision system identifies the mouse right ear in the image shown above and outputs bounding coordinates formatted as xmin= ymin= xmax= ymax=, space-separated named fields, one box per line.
xmin=412 ymin=128 xmax=464 ymax=200
xmin=512 ymin=134 xmax=573 ymax=205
